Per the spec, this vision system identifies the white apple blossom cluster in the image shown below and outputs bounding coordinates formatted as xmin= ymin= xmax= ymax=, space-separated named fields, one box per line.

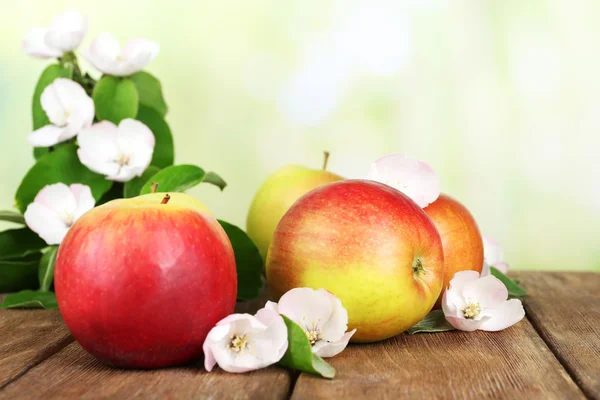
xmin=22 ymin=9 xmax=161 ymax=246
xmin=203 ymin=288 xmax=355 ymax=373
xmin=366 ymin=153 xmax=523 ymax=331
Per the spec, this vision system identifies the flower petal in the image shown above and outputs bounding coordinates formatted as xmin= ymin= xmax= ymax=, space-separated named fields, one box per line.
xmin=33 ymin=183 xmax=77 ymax=216
xmin=70 ymin=184 xmax=95 ymax=220
xmin=478 ymin=299 xmax=525 ymax=332
xmin=83 ymin=32 xmax=123 ymax=76
xmin=312 ymin=329 xmax=356 ymax=358
xmin=45 ymin=9 xmax=87 ymax=51
xmin=77 ymin=121 xmax=121 ymax=178
xmin=41 ymin=78 xmax=92 ymax=132
xmin=28 ymin=125 xmax=66 ymax=147
xmin=366 ymin=153 xmax=440 ymax=208
xmin=445 ymin=315 xmax=487 ymax=332
xmin=23 ymin=27 xmax=62 ymax=58
xmin=461 ymin=275 xmax=508 ymax=310
xmin=120 ymin=38 xmax=160 ymax=76
xmin=318 ymin=289 xmax=348 ymax=343
xmin=483 ymin=235 xmax=504 ymax=266
xmin=254 ymin=307 xmax=289 ymax=362
xmin=264 ymin=300 xmax=279 ymax=313
xmin=24 ymin=203 xmax=68 ymax=245
xmin=277 ymin=288 xmax=333 ymax=332
xmin=493 ymin=262 xmax=509 ymax=274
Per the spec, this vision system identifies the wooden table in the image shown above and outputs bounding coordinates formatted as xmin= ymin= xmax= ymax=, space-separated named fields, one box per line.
xmin=0 ymin=272 xmax=598 ymax=399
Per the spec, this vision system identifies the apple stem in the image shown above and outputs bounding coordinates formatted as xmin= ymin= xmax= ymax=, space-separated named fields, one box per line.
xmin=322 ymin=151 xmax=330 ymax=171
xmin=150 ymin=182 xmax=159 ymax=194
xmin=412 ymin=258 xmax=425 ymax=275
xmin=161 ymin=194 xmax=171 ymax=204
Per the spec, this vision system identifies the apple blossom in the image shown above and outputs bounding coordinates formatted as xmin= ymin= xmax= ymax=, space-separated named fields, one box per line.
xmin=442 ymin=271 xmax=525 ymax=332
xmin=266 ymin=288 xmax=356 ymax=358
xmin=24 ymin=183 xmax=95 ymax=245
xmin=77 ymin=119 xmax=155 ymax=182
xmin=482 ymin=235 xmax=509 ymax=276
xmin=366 ymin=153 xmax=440 ymax=208
xmin=28 ymin=78 xmax=94 ymax=147
xmin=203 ymin=308 xmax=288 ymax=373
xmin=83 ymin=33 xmax=159 ymax=76
xmin=23 ymin=9 xmax=87 ymax=58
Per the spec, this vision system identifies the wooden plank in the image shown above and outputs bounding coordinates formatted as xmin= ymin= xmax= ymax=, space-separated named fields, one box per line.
xmin=0 ymin=309 xmax=72 ymax=389
xmin=291 ymin=319 xmax=585 ymax=399
xmin=514 ymin=271 xmax=600 ymax=399
xmin=0 ymin=341 xmax=291 ymax=399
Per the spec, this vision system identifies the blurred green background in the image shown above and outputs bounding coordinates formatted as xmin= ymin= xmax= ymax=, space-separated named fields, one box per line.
xmin=1 ymin=0 xmax=598 ymax=271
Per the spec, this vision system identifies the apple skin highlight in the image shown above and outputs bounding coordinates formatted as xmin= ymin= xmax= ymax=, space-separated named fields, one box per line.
xmin=424 ymin=194 xmax=484 ymax=308
xmin=55 ymin=193 xmax=237 ymax=368
xmin=266 ymin=180 xmax=444 ymax=343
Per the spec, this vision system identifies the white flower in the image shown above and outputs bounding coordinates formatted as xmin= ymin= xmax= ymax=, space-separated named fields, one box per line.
xmin=481 ymin=235 xmax=510 ymax=276
xmin=77 ymin=119 xmax=155 ymax=182
xmin=442 ymin=271 xmax=525 ymax=332
xmin=28 ymin=79 xmax=95 ymax=147
xmin=24 ymin=183 xmax=95 ymax=245
xmin=23 ymin=9 xmax=87 ymax=58
xmin=266 ymin=288 xmax=356 ymax=358
xmin=203 ymin=308 xmax=288 ymax=373
xmin=366 ymin=153 xmax=440 ymax=208
xmin=83 ymin=33 xmax=159 ymax=76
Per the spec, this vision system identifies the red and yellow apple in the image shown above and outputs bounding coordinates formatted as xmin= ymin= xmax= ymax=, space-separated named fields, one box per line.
xmin=424 ymin=194 xmax=484 ymax=307
xmin=55 ymin=192 xmax=237 ymax=368
xmin=247 ymin=152 xmax=343 ymax=260
xmin=266 ymin=180 xmax=444 ymax=342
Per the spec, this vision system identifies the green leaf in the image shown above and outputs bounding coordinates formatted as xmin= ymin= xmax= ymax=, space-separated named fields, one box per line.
xmin=38 ymin=246 xmax=58 ymax=292
xmin=0 ymin=253 xmax=42 ymax=292
xmin=0 ymin=210 xmax=25 ymax=225
xmin=32 ymin=64 xmax=74 ymax=131
xmin=0 ymin=290 xmax=58 ymax=309
xmin=278 ymin=315 xmax=335 ymax=379
xmin=15 ymin=144 xmax=113 ymax=213
xmin=124 ymin=166 xmax=161 ymax=198
xmin=130 ymin=71 xmax=168 ymax=117
xmin=136 ymin=105 xmax=174 ymax=168
xmin=217 ymin=220 xmax=263 ymax=301
xmin=491 ymin=267 xmax=528 ymax=298
xmin=0 ymin=228 xmax=46 ymax=260
xmin=140 ymin=164 xmax=204 ymax=194
xmin=33 ymin=147 xmax=50 ymax=160
xmin=406 ymin=310 xmax=456 ymax=335
xmin=93 ymin=76 xmax=139 ymax=124
xmin=204 ymin=171 xmax=227 ymax=191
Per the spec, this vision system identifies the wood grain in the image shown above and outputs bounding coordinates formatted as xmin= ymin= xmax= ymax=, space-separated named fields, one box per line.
xmin=291 ymin=319 xmax=585 ymax=399
xmin=514 ymin=271 xmax=600 ymax=399
xmin=0 ymin=341 xmax=291 ymax=399
xmin=0 ymin=309 xmax=72 ymax=389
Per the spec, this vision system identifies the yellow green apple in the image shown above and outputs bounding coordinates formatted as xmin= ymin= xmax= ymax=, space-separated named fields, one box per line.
xmin=246 ymin=152 xmax=343 ymax=260
xmin=266 ymin=179 xmax=444 ymax=342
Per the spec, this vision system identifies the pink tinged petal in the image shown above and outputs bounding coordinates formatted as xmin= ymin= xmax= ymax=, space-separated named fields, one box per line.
xmin=445 ymin=316 xmax=487 ymax=332
xmin=312 ymin=329 xmax=356 ymax=358
xmin=77 ymin=121 xmax=121 ymax=178
xmin=277 ymin=288 xmax=333 ymax=330
xmin=493 ymin=262 xmax=509 ymax=274
xmin=461 ymin=275 xmax=509 ymax=310
xmin=45 ymin=9 xmax=87 ymax=51
xmin=254 ymin=308 xmax=289 ymax=362
xmin=28 ymin=125 xmax=65 ymax=147
xmin=119 ymin=38 xmax=160 ymax=76
xmin=318 ymin=289 xmax=349 ymax=342
xmin=23 ymin=27 xmax=62 ymax=58
xmin=442 ymin=288 xmax=465 ymax=318
xmin=34 ymin=183 xmax=77 ymax=215
xmin=478 ymin=299 xmax=525 ymax=332
xmin=448 ymin=270 xmax=481 ymax=292
xmin=83 ymin=32 xmax=123 ymax=75
xmin=366 ymin=153 xmax=440 ymax=208
xmin=264 ymin=301 xmax=279 ymax=313
xmin=483 ymin=235 xmax=504 ymax=266
xmin=481 ymin=262 xmax=491 ymax=277
xmin=69 ymin=184 xmax=95 ymax=220
xmin=24 ymin=203 xmax=68 ymax=245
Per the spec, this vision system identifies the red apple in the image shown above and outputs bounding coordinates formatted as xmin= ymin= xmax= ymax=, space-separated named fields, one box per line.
xmin=266 ymin=180 xmax=444 ymax=342
xmin=424 ymin=194 xmax=484 ymax=307
xmin=55 ymin=192 xmax=237 ymax=368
